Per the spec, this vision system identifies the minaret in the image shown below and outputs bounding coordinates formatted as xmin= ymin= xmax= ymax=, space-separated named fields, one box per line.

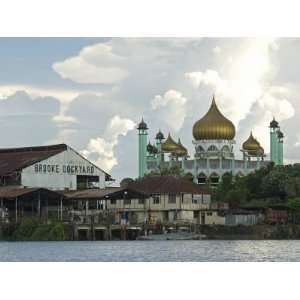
xmin=137 ymin=118 xmax=148 ymax=178
xmin=269 ymin=117 xmax=279 ymax=164
xmin=277 ymin=129 xmax=284 ymax=165
xmin=155 ymin=129 xmax=165 ymax=166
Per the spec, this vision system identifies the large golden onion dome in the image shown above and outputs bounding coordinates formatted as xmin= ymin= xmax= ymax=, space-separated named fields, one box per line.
xmin=242 ymin=132 xmax=264 ymax=155
xmin=161 ymin=133 xmax=181 ymax=153
xmin=176 ymin=138 xmax=188 ymax=157
xmin=193 ymin=96 xmax=236 ymax=140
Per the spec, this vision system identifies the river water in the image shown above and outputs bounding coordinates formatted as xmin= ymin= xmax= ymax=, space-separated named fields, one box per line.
xmin=0 ymin=240 xmax=299 ymax=262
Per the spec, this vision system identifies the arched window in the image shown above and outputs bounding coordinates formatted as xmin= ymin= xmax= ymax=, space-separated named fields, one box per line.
xmin=208 ymin=145 xmax=218 ymax=152
xmin=197 ymin=173 xmax=207 ymax=185
xmin=197 ymin=146 xmax=205 ymax=152
xmin=209 ymin=172 xmax=220 ymax=186
xmin=221 ymin=145 xmax=230 ymax=152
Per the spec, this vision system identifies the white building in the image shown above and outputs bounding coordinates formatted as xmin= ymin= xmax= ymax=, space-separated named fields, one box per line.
xmin=0 ymin=144 xmax=111 ymax=190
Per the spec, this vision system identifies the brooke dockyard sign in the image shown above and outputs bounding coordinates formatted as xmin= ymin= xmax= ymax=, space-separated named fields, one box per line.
xmin=34 ymin=164 xmax=95 ymax=174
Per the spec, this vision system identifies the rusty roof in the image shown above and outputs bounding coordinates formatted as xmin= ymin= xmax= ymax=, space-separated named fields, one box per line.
xmin=62 ymin=187 xmax=147 ymax=200
xmin=0 ymin=144 xmax=67 ymax=176
xmin=128 ymin=175 xmax=210 ymax=194
xmin=0 ymin=186 xmax=63 ymax=199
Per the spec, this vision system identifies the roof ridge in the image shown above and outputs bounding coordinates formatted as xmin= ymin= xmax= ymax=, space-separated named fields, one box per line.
xmin=0 ymin=143 xmax=67 ymax=154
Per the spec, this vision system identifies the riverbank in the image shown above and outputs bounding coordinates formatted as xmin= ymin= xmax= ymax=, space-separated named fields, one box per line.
xmin=199 ymin=224 xmax=300 ymax=240
xmin=2 ymin=219 xmax=300 ymax=241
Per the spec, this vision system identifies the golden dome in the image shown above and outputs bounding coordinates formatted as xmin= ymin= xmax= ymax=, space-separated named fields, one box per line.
xmin=193 ymin=96 xmax=235 ymax=140
xmin=242 ymin=132 xmax=264 ymax=155
xmin=176 ymin=138 xmax=188 ymax=157
xmin=258 ymin=146 xmax=264 ymax=155
xmin=161 ymin=133 xmax=181 ymax=153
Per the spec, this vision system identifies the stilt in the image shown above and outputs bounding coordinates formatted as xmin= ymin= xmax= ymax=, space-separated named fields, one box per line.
xmin=1 ymin=198 xmax=3 ymax=223
xmin=38 ymin=191 xmax=41 ymax=219
xmin=60 ymin=197 xmax=63 ymax=221
xmin=15 ymin=197 xmax=18 ymax=223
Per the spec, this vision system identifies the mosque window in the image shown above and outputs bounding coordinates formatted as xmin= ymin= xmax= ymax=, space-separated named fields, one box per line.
xmin=208 ymin=145 xmax=218 ymax=151
xmin=221 ymin=145 xmax=230 ymax=152
xmin=210 ymin=173 xmax=220 ymax=186
xmin=198 ymin=173 xmax=207 ymax=185
xmin=197 ymin=146 xmax=205 ymax=152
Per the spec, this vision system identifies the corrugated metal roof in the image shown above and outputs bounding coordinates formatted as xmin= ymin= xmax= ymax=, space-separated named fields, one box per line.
xmin=128 ymin=175 xmax=210 ymax=194
xmin=62 ymin=187 xmax=147 ymax=200
xmin=0 ymin=186 xmax=62 ymax=198
xmin=62 ymin=187 xmax=122 ymax=199
xmin=0 ymin=144 xmax=67 ymax=176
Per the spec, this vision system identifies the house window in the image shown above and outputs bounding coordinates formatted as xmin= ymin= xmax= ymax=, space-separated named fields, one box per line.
xmin=152 ymin=194 xmax=160 ymax=204
xmin=168 ymin=194 xmax=176 ymax=204
xmin=206 ymin=212 xmax=213 ymax=216
xmin=124 ymin=199 xmax=131 ymax=205
xmin=110 ymin=199 xmax=116 ymax=205
xmin=138 ymin=198 xmax=144 ymax=205
xmin=192 ymin=194 xmax=198 ymax=204
xmin=193 ymin=211 xmax=200 ymax=218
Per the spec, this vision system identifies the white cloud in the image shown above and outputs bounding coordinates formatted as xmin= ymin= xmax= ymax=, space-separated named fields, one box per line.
xmin=185 ymin=38 xmax=295 ymax=154
xmin=185 ymin=39 xmax=281 ymax=124
xmin=0 ymin=84 xmax=102 ymax=124
xmin=53 ymin=56 xmax=128 ymax=85
xmin=213 ymin=46 xmax=222 ymax=54
xmin=246 ymin=92 xmax=295 ymax=153
xmin=53 ymin=43 xmax=129 ymax=84
xmin=81 ymin=115 xmax=136 ymax=172
xmin=52 ymin=38 xmax=203 ymax=86
xmin=151 ymin=89 xmax=187 ymax=131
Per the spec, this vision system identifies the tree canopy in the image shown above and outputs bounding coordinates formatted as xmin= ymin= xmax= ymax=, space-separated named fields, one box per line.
xmin=215 ymin=164 xmax=300 ymax=207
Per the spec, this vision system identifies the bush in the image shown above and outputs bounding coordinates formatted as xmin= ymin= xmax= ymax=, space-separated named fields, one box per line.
xmin=13 ymin=217 xmax=39 ymax=241
xmin=30 ymin=225 xmax=52 ymax=241
xmin=48 ymin=223 xmax=65 ymax=241
xmin=12 ymin=218 xmax=66 ymax=241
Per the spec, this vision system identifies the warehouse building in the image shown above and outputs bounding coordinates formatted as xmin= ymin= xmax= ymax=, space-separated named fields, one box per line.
xmin=0 ymin=143 xmax=111 ymax=190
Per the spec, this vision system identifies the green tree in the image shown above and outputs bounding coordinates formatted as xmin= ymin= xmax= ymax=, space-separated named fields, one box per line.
xmin=225 ymin=186 xmax=249 ymax=208
xmin=261 ymin=168 xmax=289 ymax=200
xmin=288 ymin=197 xmax=300 ymax=224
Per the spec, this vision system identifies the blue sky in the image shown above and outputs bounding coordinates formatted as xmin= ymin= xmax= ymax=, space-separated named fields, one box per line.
xmin=0 ymin=38 xmax=299 ymax=182
xmin=0 ymin=38 xmax=107 ymax=88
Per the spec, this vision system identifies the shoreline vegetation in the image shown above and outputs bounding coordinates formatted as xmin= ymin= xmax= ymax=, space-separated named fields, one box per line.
xmin=2 ymin=217 xmax=300 ymax=241
xmin=0 ymin=218 xmax=67 ymax=241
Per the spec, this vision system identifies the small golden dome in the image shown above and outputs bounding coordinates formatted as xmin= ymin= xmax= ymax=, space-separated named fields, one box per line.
xmin=193 ymin=96 xmax=235 ymax=140
xmin=258 ymin=146 xmax=264 ymax=155
xmin=161 ymin=133 xmax=181 ymax=153
xmin=176 ymin=138 xmax=188 ymax=157
xmin=243 ymin=132 xmax=264 ymax=155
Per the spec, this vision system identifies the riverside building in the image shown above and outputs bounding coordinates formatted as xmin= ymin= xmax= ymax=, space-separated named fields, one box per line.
xmin=138 ymin=96 xmax=285 ymax=185
xmin=0 ymin=144 xmax=111 ymax=190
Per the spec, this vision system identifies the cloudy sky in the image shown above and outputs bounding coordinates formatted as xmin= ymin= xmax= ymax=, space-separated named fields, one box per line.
xmin=0 ymin=37 xmax=299 ymax=182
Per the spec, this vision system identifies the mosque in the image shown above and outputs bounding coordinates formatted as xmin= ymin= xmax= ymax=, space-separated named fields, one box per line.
xmin=137 ymin=95 xmax=284 ymax=185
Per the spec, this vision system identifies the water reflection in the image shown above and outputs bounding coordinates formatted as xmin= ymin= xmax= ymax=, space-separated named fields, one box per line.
xmin=0 ymin=240 xmax=298 ymax=262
